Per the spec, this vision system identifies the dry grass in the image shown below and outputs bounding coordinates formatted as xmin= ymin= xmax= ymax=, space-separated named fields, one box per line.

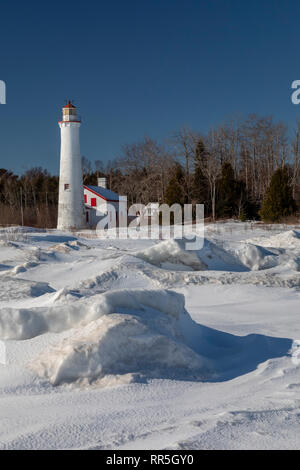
xmin=0 ymin=203 xmax=57 ymax=229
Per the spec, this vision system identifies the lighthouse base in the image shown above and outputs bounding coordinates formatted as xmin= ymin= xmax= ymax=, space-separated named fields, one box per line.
xmin=57 ymin=203 xmax=86 ymax=231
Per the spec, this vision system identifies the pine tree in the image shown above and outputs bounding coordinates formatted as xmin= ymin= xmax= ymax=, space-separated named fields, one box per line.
xmin=192 ymin=139 xmax=209 ymax=204
xmin=216 ymin=162 xmax=242 ymax=218
xmin=164 ymin=164 xmax=185 ymax=206
xmin=259 ymin=167 xmax=297 ymax=222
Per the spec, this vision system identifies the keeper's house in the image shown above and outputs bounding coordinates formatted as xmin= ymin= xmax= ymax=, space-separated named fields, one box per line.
xmin=84 ymin=178 xmax=127 ymax=227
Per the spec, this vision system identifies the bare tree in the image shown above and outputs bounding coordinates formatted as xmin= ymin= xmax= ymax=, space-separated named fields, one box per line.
xmin=290 ymin=119 xmax=300 ymax=201
xmin=203 ymin=129 xmax=222 ymax=220
xmin=171 ymin=127 xmax=201 ymax=203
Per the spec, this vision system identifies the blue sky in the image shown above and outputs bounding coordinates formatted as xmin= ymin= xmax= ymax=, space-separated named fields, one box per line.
xmin=1 ymin=0 xmax=300 ymax=174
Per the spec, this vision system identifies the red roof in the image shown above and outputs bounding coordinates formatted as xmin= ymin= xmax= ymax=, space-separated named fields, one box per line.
xmin=63 ymin=100 xmax=76 ymax=109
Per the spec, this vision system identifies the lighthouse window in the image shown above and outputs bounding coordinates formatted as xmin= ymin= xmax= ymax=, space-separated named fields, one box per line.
xmin=64 ymin=184 xmax=70 ymax=190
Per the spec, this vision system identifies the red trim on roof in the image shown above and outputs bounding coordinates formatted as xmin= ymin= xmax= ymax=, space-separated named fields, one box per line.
xmin=63 ymin=100 xmax=76 ymax=109
xmin=83 ymin=185 xmax=118 ymax=203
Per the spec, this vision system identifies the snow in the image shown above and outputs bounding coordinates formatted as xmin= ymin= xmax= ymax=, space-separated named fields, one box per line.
xmin=135 ymin=238 xmax=208 ymax=271
xmin=246 ymin=229 xmax=300 ymax=249
xmin=0 ymin=222 xmax=300 ymax=449
xmin=228 ymin=243 xmax=278 ymax=271
xmin=30 ymin=302 xmax=208 ymax=386
xmin=135 ymin=237 xmax=280 ymax=272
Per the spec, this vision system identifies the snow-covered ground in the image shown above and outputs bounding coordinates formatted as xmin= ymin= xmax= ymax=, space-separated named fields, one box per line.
xmin=0 ymin=221 xmax=300 ymax=449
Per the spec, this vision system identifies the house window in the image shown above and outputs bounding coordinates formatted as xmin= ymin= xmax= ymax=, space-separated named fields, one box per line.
xmin=91 ymin=197 xmax=97 ymax=207
xmin=64 ymin=184 xmax=70 ymax=190
xmin=84 ymin=194 xmax=87 ymax=203
xmin=86 ymin=211 xmax=89 ymax=223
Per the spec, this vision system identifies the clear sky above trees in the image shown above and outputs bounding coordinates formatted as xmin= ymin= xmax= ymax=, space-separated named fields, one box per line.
xmin=1 ymin=0 xmax=300 ymax=174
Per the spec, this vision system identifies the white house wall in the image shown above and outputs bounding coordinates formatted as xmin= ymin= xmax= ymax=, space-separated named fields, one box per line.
xmin=84 ymin=188 xmax=127 ymax=227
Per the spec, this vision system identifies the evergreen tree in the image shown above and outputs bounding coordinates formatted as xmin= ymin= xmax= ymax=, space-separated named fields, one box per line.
xmin=192 ymin=139 xmax=209 ymax=204
xmin=216 ymin=162 xmax=242 ymax=218
xmin=164 ymin=163 xmax=185 ymax=206
xmin=259 ymin=167 xmax=297 ymax=222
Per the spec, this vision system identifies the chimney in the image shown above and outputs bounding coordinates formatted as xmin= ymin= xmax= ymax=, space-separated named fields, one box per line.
xmin=98 ymin=177 xmax=107 ymax=189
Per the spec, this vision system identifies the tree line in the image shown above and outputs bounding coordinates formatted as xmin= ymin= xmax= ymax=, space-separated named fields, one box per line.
xmin=0 ymin=114 xmax=299 ymax=227
xmin=0 ymin=168 xmax=59 ymax=227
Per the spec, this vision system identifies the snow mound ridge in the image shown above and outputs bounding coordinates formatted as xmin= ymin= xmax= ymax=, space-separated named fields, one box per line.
xmin=27 ymin=287 xmax=291 ymax=387
xmin=135 ymin=238 xmax=279 ymax=272
xmin=28 ymin=288 xmax=211 ymax=385
xmin=231 ymin=243 xmax=278 ymax=271
xmin=0 ymin=289 xmax=185 ymax=340
xmin=11 ymin=261 xmax=39 ymax=274
xmin=50 ymin=240 xmax=90 ymax=253
xmin=30 ymin=314 xmax=208 ymax=386
xmin=135 ymin=239 xmax=208 ymax=271
xmin=246 ymin=230 xmax=300 ymax=249
xmin=0 ymin=277 xmax=54 ymax=302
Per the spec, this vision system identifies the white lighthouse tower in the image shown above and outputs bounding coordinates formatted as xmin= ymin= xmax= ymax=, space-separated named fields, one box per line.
xmin=57 ymin=101 xmax=86 ymax=231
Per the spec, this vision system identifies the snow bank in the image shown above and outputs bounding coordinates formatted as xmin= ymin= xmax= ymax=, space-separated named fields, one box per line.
xmin=50 ymin=240 xmax=90 ymax=253
xmin=0 ymin=226 xmax=45 ymax=243
xmin=0 ymin=288 xmax=185 ymax=340
xmin=135 ymin=238 xmax=279 ymax=272
xmin=30 ymin=313 xmax=208 ymax=386
xmin=135 ymin=239 xmax=208 ymax=271
xmin=27 ymin=288 xmax=211 ymax=385
xmin=68 ymin=240 xmax=90 ymax=250
xmin=78 ymin=269 xmax=120 ymax=291
xmin=0 ymin=240 xmax=19 ymax=248
xmin=27 ymin=286 xmax=288 ymax=387
xmin=0 ymin=277 xmax=54 ymax=302
xmin=246 ymin=230 xmax=300 ymax=249
xmin=11 ymin=261 xmax=39 ymax=274
xmin=231 ymin=244 xmax=278 ymax=271
xmin=202 ymin=240 xmax=278 ymax=271
xmin=50 ymin=243 xmax=72 ymax=253
xmin=0 ymin=226 xmax=45 ymax=233
xmin=52 ymin=288 xmax=82 ymax=303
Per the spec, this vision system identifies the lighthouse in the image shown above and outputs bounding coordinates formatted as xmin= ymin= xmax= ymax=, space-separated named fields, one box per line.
xmin=57 ymin=101 xmax=86 ymax=230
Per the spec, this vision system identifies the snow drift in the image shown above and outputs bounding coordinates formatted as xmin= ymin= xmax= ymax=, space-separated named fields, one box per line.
xmin=246 ymin=230 xmax=300 ymax=249
xmin=135 ymin=239 xmax=208 ymax=271
xmin=0 ymin=276 xmax=54 ymax=302
xmin=0 ymin=288 xmax=186 ymax=341
xmin=27 ymin=287 xmax=289 ymax=387
xmin=28 ymin=289 xmax=211 ymax=385
xmin=30 ymin=313 xmax=209 ymax=386
xmin=229 ymin=243 xmax=278 ymax=271
xmin=135 ymin=237 xmax=280 ymax=272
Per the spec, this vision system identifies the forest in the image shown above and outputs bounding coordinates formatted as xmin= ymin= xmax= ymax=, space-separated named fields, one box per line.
xmin=0 ymin=114 xmax=299 ymax=228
